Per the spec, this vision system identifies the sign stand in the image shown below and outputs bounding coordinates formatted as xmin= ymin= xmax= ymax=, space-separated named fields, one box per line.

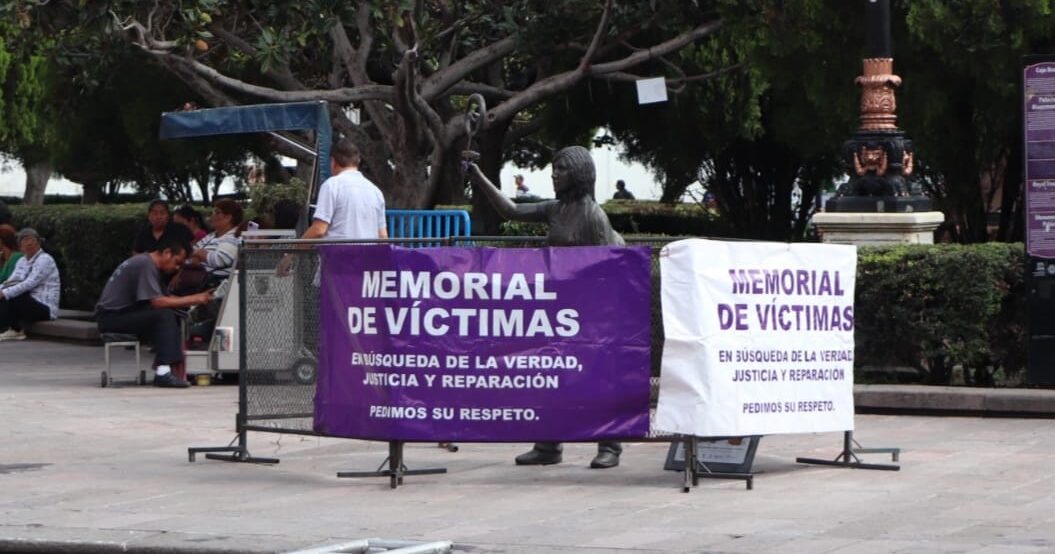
xmin=795 ymin=431 xmax=899 ymax=471
xmin=665 ymin=436 xmax=759 ymax=491
xmin=337 ymin=441 xmax=448 ymax=489
xmin=189 ymin=261 xmax=279 ymax=465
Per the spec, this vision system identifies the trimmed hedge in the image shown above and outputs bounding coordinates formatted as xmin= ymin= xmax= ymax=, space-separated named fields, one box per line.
xmin=647 ymin=243 xmax=1026 ymax=384
xmin=10 ymin=204 xmax=147 ymax=310
xmin=437 ymin=200 xmax=721 ymax=237
xmin=1 ymin=193 xmax=155 ymax=205
xmin=854 ymin=243 xmax=1025 ymax=386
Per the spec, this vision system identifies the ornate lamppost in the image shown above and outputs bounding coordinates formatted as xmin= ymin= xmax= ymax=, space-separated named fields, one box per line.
xmin=826 ymin=0 xmax=931 ymax=213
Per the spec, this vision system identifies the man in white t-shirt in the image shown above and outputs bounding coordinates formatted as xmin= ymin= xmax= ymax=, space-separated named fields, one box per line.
xmin=304 ymin=139 xmax=387 ymax=241
xmin=277 ymin=139 xmax=387 ymax=277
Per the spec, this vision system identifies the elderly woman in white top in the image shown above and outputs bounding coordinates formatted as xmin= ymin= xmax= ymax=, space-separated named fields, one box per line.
xmin=190 ymin=199 xmax=243 ymax=284
xmin=0 ymin=228 xmax=61 ymax=341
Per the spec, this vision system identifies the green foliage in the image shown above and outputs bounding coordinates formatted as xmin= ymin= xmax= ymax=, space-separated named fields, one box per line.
xmin=0 ymin=19 xmax=61 ymax=166
xmin=9 ymin=204 xmax=147 ymax=310
xmin=601 ymin=201 xmax=721 ymax=236
xmin=248 ymin=178 xmax=307 ymax=226
xmin=855 ymin=243 xmax=1026 ymax=385
xmin=51 ymin=44 xmax=257 ymax=202
xmin=897 ymin=0 xmax=1055 ymax=241
xmin=450 ymin=201 xmax=722 ymax=237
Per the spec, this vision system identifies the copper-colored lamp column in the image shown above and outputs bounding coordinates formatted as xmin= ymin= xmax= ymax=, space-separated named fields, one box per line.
xmin=856 ymin=58 xmax=901 ymax=131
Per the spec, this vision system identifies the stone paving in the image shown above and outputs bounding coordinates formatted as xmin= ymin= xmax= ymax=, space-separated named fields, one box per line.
xmin=2 ymin=340 xmax=1055 ymax=553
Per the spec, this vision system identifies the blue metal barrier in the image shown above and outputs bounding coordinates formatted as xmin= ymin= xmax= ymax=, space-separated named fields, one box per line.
xmin=385 ymin=210 xmax=471 ymax=242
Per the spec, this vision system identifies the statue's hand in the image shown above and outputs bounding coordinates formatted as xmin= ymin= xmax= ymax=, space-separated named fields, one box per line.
xmin=460 ymin=150 xmax=482 ymax=174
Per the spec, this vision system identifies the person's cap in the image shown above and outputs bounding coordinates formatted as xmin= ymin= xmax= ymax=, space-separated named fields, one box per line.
xmin=17 ymin=228 xmax=41 ymax=242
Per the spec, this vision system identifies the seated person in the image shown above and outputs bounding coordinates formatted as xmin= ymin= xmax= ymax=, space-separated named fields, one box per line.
xmin=173 ymin=205 xmax=208 ymax=242
xmin=0 ymin=224 xmax=22 ymax=282
xmin=514 ymin=174 xmax=530 ymax=197
xmin=0 ymin=228 xmax=60 ymax=341
xmin=95 ymin=236 xmax=213 ymax=388
xmin=190 ymin=199 xmax=244 ymax=285
xmin=133 ymin=199 xmax=193 ymax=254
xmin=612 ymin=179 xmax=635 ymax=200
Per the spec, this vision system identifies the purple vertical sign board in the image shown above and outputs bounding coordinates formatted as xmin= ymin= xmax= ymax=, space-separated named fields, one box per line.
xmin=1025 ymin=61 xmax=1055 ymax=258
xmin=313 ymin=244 xmax=652 ymax=442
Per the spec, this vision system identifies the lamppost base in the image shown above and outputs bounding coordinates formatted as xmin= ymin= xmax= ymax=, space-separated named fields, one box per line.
xmin=825 ymin=195 xmax=931 ymax=213
xmin=811 ymin=210 xmax=945 ymax=246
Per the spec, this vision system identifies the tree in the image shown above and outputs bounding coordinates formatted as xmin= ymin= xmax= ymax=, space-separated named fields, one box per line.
xmin=549 ymin=0 xmax=861 ymax=240
xmin=573 ymin=0 xmax=1055 ymax=242
xmin=3 ymin=6 xmax=260 ymax=204
xmin=24 ymin=0 xmax=723 ymax=221
xmin=897 ymin=0 xmax=1055 ymax=242
xmin=0 ymin=9 xmax=62 ymax=205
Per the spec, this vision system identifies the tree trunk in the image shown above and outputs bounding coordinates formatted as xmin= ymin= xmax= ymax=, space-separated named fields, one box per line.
xmin=997 ymin=145 xmax=1023 ymax=242
xmin=432 ymin=148 xmax=469 ymax=206
xmin=195 ymin=170 xmax=211 ymax=204
xmin=470 ymin=120 xmax=513 ymax=236
xmin=82 ymin=181 xmax=103 ymax=204
xmin=23 ymin=160 xmax=52 ymax=206
xmin=295 ymin=159 xmax=314 ymax=187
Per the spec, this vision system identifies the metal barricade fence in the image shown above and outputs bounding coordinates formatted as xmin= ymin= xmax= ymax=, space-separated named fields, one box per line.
xmin=192 ymin=235 xmax=758 ymax=490
xmin=237 ymin=236 xmax=686 ymax=436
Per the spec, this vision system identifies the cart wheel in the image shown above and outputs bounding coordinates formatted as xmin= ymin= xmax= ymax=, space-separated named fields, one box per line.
xmin=100 ymin=371 xmax=108 ymax=388
xmin=291 ymin=358 xmax=317 ymax=385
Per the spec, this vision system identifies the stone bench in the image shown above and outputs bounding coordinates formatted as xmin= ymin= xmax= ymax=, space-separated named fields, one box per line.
xmin=24 ymin=309 xmax=99 ymax=342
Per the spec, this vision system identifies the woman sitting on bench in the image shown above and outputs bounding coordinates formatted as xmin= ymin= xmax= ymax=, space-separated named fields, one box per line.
xmin=189 ymin=199 xmax=245 ymax=287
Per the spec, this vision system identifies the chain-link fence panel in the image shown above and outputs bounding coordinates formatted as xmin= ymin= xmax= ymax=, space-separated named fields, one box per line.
xmin=241 ymin=245 xmax=319 ymax=433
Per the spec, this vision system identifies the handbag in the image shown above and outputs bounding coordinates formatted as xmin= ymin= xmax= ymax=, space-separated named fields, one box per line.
xmin=168 ymin=262 xmax=210 ymax=296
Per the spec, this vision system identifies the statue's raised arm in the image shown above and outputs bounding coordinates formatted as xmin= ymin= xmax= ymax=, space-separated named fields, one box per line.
xmin=466 ymin=162 xmax=549 ymax=223
xmin=468 ymin=146 xmax=623 ymax=247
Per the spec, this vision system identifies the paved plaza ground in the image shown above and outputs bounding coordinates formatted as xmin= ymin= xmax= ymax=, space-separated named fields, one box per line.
xmin=2 ymin=340 xmax=1055 ymax=553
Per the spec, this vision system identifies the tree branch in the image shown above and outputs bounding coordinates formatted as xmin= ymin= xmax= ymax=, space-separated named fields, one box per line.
xmin=354 ymin=2 xmax=373 ymax=70
xmin=504 ymin=117 xmax=546 ymax=148
xmin=331 ymin=18 xmax=397 ymax=147
xmin=155 ymin=53 xmax=313 ymax=163
xmin=448 ymin=82 xmax=516 ymax=100
xmin=485 ymin=19 xmax=722 ymax=125
xmin=143 ymin=47 xmax=393 ymax=103
xmin=579 ymin=0 xmax=614 ymax=71
xmin=589 ymin=20 xmax=722 ymax=75
xmin=593 ymin=62 xmax=743 ymax=85
xmin=210 ymin=24 xmax=306 ymax=91
xmin=420 ymin=35 xmax=518 ymax=101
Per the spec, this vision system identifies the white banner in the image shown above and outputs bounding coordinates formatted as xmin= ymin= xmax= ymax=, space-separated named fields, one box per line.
xmin=656 ymin=239 xmax=857 ymax=436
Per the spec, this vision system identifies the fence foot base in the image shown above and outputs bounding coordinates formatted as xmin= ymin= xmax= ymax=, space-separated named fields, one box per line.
xmin=795 ymin=457 xmax=899 ymax=471
xmin=796 ymin=431 xmax=900 ymax=471
xmin=188 ymin=446 xmax=279 ymax=464
xmin=688 ymin=471 xmax=755 ymax=492
xmin=337 ymin=441 xmax=447 ymax=489
xmin=337 ymin=467 xmax=448 ymax=489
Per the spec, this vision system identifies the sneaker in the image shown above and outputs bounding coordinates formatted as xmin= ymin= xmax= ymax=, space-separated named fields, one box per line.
xmin=153 ymin=372 xmax=190 ymax=388
xmin=0 ymin=329 xmax=26 ymax=341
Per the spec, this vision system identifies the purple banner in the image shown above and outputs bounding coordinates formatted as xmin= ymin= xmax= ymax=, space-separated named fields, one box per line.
xmin=313 ymin=244 xmax=652 ymax=441
xmin=1025 ymin=61 xmax=1055 ymax=257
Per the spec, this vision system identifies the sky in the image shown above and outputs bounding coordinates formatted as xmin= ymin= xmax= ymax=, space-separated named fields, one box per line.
xmin=0 ymin=142 xmax=665 ymax=203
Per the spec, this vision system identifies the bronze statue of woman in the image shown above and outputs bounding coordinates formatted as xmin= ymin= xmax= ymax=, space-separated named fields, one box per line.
xmin=467 ymin=145 xmax=624 ymax=469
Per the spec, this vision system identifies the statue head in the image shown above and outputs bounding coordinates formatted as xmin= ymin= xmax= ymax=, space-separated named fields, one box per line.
xmin=552 ymin=146 xmax=595 ymax=201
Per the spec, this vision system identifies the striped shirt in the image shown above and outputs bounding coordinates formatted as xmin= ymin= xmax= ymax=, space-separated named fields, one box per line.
xmin=195 ymin=228 xmax=239 ymax=278
xmin=1 ymin=250 xmax=61 ymax=319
